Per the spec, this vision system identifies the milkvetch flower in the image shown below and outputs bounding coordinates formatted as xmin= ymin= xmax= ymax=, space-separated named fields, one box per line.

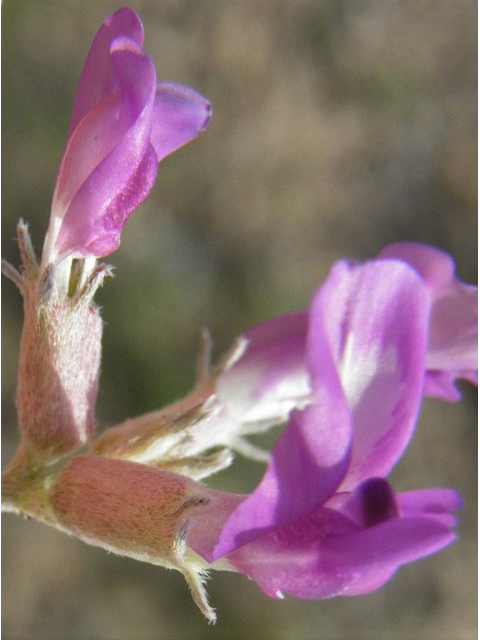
xmin=42 ymin=7 xmax=211 ymax=265
xmin=213 ymin=243 xmax=477 ymax=447
xmin=48 ymin=252 xmax=465 ymax=617
xmin=4 ymin=8 xmax=211 ymax=464
xmin=186 ymin=256 xmax=462 ymax=599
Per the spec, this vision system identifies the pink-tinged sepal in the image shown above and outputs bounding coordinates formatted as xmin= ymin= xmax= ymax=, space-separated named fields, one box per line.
xmin=49 ymin=455 xmax=238 ymax=622
xmin=16 ymin=265 xmax=103 ymax=463
xmin=379 ymin=242 xmax=478 ymax=400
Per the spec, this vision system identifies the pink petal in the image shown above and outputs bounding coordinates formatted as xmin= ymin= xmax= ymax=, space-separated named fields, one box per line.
xmin=212 ymin=315 xmax=352 ymax=558
xmin=379 ymin=243 xmax=478 ymax=400
xmin=422 ymin=370 xmax=464 ymax=401
xmin=79 ymin=145 xmax=159 ymax=256
xmin=54 ymin=92 xmax=130 ymax=214
xmin=213 ymin=259 xmax=432 ymax=558
xmin=396 ymin=487 xmax=461 ymax=528
xmin=54 ymin=37 xmax=157 ymax=257
xmin=67 ymin=8 xmax=144 ymax=137
xmin=216 ymin=312 xmax=309 ymax=426
xmin=319 ymin=516 xmax=455 ymax=576
xmin=309 ymin=260 xmax=431 ymax=489
xmin=226 ymin=507 xmax=360 ymax=599
xmin=397 ymin=487 xmax=462 ymax=515
xmin=47 ymin=9 xmax=212 ymax=260
xmin=333 ymin=478 xmax=399 ymax=528
xmin=329 ymin=482 xmax=460 ymax=532
xmin=339 ymin=566 xmax=398 ymax=596
xmin=151 ymin=82 xmax=212 ymax=161
xmin=226 ymin=508 xmax=455 ymax=599
xmin=339 ymin=517 xmax=455 ymax=596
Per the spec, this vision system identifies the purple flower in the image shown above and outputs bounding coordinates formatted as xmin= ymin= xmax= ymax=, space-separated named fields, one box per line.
xmin=187 ymin=255 xmax=462 ymax=599
xmin=43 ymin=8 xmax=211 ymax=262
xmin=44 ymin=245 xmax=470 ymax=614
xmin=215 ymin=244 xmax=477 ymax=444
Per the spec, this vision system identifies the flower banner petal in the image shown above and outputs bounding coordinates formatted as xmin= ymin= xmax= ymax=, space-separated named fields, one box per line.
xmin=67 ymin=8 xmax=144 ymax=137
xmin=309 ymin=260 xmax=431 ymax=489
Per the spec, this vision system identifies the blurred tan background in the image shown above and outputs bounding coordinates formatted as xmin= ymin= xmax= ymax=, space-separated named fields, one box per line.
xmin=2 ymin=0 xmax=477 ymax=639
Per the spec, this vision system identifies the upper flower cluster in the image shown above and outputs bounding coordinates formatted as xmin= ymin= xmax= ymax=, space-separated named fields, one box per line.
xmin=42 ymin=7 xmax=211 ymax=265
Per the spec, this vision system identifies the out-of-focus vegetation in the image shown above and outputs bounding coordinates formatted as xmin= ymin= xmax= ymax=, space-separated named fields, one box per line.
xmin=2 ymin=1 xmax=476 ymax=639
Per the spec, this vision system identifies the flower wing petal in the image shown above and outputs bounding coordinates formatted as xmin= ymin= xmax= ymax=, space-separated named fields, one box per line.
xmin=379 ymin=242 xmax=478 ymax=400
xmin=227 ymin=511 xmax=455 ymax=599
xmin=216 ymin=312 xmax=310 ymax=427
xmin=396 ymin=487 xmax=461 ymax=528
xmin=151 ymin=82 xmax=212 ymax=162
xmin=212 ymin=316 xmax=352 ymax=558
xmin=226 ymin=507 xmax=360 ymax=599
xmin=321 ymin=516 xmax=456 ymax=596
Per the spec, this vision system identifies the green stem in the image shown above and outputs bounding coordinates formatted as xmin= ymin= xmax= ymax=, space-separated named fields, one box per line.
xmin=2 ymin=442 xmax=58 ymax=527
